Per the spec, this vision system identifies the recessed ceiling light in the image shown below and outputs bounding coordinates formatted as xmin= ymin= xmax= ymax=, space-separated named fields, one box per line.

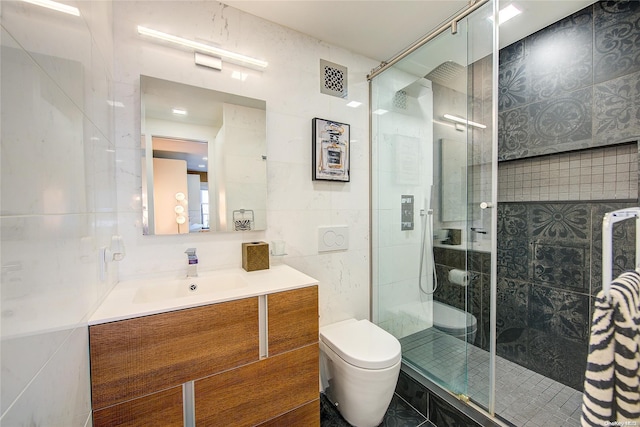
xmin=372 ymin=109 xmax=389 ymax=115
xmin=232 ymin=71 xmax=248 ymax=81
xmin=172 ymin=108 xmax=188 ymax=116
xmin=22 ymin=0 xmax=80 ymax=16
xmin=107 ymin=100 xmax=125 ymax=108
xmin=198 ymin=164 xmax=206 ymax=168
xmin=346 ymin=101 xmax=362 ymax=108
xmin=488 ymin=4 xmax=522 ymax=25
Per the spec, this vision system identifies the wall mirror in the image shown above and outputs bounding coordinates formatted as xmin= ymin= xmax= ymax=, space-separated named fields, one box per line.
xmin=141 ymin=75 xmax=267 ymax=235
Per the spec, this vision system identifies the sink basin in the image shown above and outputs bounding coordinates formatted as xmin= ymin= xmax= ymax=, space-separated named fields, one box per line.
xmin=133 ymin=274 xmax=249 ymax=304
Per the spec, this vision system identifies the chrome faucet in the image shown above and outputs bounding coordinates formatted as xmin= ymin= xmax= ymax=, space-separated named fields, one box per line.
xmin=185 ymin=248 xmax=198 ymax=277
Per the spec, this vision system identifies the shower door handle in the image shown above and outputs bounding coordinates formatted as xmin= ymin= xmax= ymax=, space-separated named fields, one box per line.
xmin=479 ymin=202 xmax=493 ymax=209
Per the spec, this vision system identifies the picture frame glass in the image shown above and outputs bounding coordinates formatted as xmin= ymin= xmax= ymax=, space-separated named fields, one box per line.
xmin=313 ymin=118 xmax=350 ymax=181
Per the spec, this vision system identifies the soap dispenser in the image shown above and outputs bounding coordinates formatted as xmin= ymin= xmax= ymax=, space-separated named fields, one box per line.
xmin=185 ymin=248 xmax=198 ymax=277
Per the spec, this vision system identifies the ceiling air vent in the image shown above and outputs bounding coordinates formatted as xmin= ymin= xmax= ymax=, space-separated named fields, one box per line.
xmin=320 ymin=59 xmax=347 ymax=98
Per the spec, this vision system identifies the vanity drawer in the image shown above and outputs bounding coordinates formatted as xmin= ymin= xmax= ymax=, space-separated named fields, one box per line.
xmin=92 ymin=386 xmax=183 ymax=427
xmin=194 ymin=343 xmax=319 ymax=426
xmin=268 ymin=286 xmax=318 ymax=356
xmin=256 ymin=399 xmax=320 ymax=427
xmin=89 ymin=297 xmax=259 ymax=409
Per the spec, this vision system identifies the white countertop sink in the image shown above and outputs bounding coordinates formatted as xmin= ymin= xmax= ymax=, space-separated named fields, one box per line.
xmin=89 ymin=264 xmax=318 ymax=325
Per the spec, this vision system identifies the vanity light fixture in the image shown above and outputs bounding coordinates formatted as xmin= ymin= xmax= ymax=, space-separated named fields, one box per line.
xmin=443 ymin=113 xmax=486 ymax=129
xmin=195 ymin=52 xmax=222 ymax=71
xmin=137 ymin=26 xmax=268 ymax=69
xmin=22 ymin=0 xmax=80 ymax=16
xmin=172 ymin=108 xmax=188 ymax=116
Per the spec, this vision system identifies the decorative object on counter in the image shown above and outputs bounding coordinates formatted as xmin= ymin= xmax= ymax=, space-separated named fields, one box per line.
xmin=242 ymin=241 xmax=269 ymax=271
xmin=312 ymin=117 xmax=350 ymax=182
xmin=233 ymin=209 xmax=254 ymax=231
xmin=448 ymin=229 xmax=462 ymax=245
xmin=441 ymin=228 xmax=461 ymax=245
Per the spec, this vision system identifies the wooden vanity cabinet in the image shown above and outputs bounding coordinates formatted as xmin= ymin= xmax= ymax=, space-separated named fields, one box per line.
xmin=89 ymin=285 xmax=319 ymax=427
xmin=195 ymin=285 xmax=320 ymax=426
xmin=92 ymin=386 xmax=184 ymax=427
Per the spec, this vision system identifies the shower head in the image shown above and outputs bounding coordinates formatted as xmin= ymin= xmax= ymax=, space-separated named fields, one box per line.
xmin=424 ymin=61 xmax=466 ymax=92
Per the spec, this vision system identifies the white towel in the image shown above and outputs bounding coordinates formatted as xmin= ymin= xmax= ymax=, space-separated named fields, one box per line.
xmin=581 ymin=270 xmax=640 ymax=426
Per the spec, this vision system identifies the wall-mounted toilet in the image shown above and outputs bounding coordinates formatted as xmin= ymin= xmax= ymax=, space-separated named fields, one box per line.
xmin=432 ymin=301 xmax=478 ymax=343
xmin=319 ymin=318 xmax=401 ymax=427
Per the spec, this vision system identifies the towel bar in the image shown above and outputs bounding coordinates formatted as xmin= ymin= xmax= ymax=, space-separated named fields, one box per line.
xmin=602 ymin=207 xmax=640 ymax=301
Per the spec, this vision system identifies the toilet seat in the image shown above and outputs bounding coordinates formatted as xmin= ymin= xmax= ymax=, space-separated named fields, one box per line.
xmin=320 ymin=319 xmax=401 ymax=370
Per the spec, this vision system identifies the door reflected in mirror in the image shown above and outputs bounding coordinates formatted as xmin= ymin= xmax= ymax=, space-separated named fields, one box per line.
xmin=140 ymin=75 xmax=267 ymax=235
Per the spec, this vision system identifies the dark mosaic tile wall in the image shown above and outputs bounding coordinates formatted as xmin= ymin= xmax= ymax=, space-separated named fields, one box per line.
xmin=498 ymin=1 xmax=640 ymax=160
xmin=435 ymin=199 xmax=637 ymax=391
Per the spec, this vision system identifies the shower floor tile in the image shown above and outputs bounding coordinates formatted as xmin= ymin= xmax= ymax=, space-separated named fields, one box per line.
xmin=400 ymin=328 xmax=583 ymax=427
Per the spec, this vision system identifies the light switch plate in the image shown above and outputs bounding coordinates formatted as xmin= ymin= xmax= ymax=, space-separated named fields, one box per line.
xmin=318 ymin=226 xmax=349 ymax=252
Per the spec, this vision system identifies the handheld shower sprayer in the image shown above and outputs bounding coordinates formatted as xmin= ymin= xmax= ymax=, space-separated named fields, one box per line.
xmin=419 ymin=185 xmax=438 ymax=294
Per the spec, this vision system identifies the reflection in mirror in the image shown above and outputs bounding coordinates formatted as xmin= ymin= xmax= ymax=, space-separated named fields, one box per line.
xmin=140 ymin=76 xmax=267 ymax=235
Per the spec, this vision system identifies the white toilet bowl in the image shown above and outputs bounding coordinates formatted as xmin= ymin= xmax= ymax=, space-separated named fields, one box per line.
xmin=319 ymin=319 xmax=401 ymax=427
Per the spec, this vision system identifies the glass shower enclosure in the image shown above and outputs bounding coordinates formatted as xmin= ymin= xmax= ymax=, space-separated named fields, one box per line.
xmin=370 ymin=0 xmax=498 ymax=416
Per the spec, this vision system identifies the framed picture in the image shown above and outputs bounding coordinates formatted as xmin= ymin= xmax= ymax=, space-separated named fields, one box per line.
xmin=312 ymin=117 xmax=350 ymax=181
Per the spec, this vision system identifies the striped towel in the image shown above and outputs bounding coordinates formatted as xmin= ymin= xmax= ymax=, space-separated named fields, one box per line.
xmin=581 ymin=270 xmax=640 ymax=426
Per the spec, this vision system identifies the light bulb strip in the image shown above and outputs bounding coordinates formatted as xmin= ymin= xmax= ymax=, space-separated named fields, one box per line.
xmin=137 ymin=26 xmax=268 ymax=68
xmin=22 ymin=0 xmax=80 ymax=16
xmin=443 ymin=114 xmax=487 ymax=129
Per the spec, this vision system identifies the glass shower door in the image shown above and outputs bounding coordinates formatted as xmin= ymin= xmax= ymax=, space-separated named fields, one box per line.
xmin=371 ymin=0 xmax=497 ymax=413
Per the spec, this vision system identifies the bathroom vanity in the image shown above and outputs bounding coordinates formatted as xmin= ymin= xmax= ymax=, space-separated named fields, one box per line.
xmin=88 ymin=265 xmax=319 ymax=427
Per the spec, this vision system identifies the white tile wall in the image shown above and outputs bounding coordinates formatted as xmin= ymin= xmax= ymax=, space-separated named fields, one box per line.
xmin=1 ymin=0 xmax=116 ymax=425
xmin=112 ymin=1 xmax=378 ymax=326
xmin=498 ymin=144 xmax=638 ymax=202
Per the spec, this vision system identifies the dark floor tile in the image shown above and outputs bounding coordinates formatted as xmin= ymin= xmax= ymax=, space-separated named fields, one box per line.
xmin=321 ymin=392 xmax=427 ymax=427
xmin=382 ymin=394 xmax=428 ymax=427
xmin=320 ymin=393 xmax=350 ymax=427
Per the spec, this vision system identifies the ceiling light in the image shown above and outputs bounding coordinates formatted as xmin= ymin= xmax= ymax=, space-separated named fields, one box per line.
xmin=488 ymin=4 xmax=522 ymax=25
xmin=172 ymin=108 xmax=188 ymax=116
xmin=198 ymin=164 xmax=206 ymax=168
xmin=22 ymin=0 xmax=80 ymax=16
xmin=137 ymin=26 xmax=268 ymax=69
xmin=443 ymin=114 xmax=486 ymax=129
xmin=232 ymin=71 xmax=249 ymax=81
xmin=107 ymin=100 xmax=125 ymax=108
xmin=346 ymin=101 xmax=362 ymax=108
xmin=372 ymin=109 xmax=389 ymax=115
